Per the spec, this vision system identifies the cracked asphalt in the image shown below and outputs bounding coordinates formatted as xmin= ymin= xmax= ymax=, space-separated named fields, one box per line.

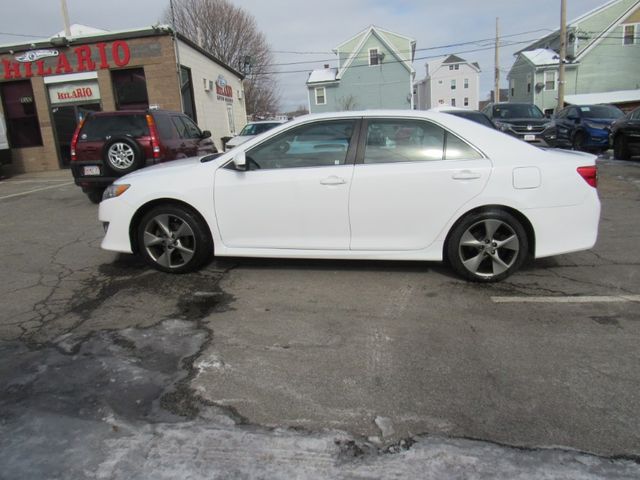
xmin=1 ymin=159 xmax=639 ymax=478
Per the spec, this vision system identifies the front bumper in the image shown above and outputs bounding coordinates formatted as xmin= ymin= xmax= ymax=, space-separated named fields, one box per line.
xmin=98 ymin=195 xmax=137 ymax=254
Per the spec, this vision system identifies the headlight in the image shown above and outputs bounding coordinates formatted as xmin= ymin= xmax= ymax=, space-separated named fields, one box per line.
xmin=584 ymin=121 xmax=607 ymax=130
xmin=495 ymin=121 xmax=512 ymax=132
xmin=103 ymin=184 xmax=130 ymax=201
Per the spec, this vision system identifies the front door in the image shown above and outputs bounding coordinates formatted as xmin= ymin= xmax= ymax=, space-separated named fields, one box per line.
xmin=349 ymin=118 xmax=492 ymax=251
xmin=214 ymin=119 xmax=359 ymax=250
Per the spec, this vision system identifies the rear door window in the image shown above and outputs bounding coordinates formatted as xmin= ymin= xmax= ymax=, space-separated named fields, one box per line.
xmin=155 ymin=114 xmax=178 ymax=140
xmin=171 ymin=116 xmax=188 ymax=139
xmin=180 ymin=116 xmax=203 ymax=139
xmin=80 ymin=114 xmax=148 ymax=141
xmin=363 ymin=120 xmax=445 ymax=164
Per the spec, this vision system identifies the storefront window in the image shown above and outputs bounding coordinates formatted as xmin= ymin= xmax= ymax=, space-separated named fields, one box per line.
xmin=0 ymin=80 xmax=43 ymax=148
xmin=180 ymin=66 xmax=197 ymax=122
xmin=111 ymin=68 xmax=149 ymax=110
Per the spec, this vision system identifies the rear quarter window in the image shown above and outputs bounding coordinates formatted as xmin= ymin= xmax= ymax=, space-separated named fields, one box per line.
xmin=80 ymin=114 xmax=149 ymax=141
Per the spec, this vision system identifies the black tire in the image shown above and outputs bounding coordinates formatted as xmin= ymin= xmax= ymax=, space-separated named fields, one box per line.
xmin=613 ymin=134 xmax=631 ymax=160
xmin=86 ymin=188 xmax=105 ymax=204
xmin=137 ymin=205 xmax=212 ymax=274
xmin=446 ymin=209 xmax=529 ymax=283
xmin=102 ymin=137 xmax=143 ymax=175
xmin=572 ymin=131 xmax=587 ymax=151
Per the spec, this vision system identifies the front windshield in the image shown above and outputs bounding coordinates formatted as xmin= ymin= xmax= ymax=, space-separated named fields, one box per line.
xmin=238 ymin=122 xmax=281 ymax=136
xmin=493 ymin=104 xmax=544 ymax=119
xmin=579 ymin=105 xmax=624 ymax=119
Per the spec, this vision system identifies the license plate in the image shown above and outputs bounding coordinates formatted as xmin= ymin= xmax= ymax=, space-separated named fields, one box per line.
xmin=83 ymin=166 xmax=100 ymax=176
xmin=524 ymin=134 xmax=536 ymax=142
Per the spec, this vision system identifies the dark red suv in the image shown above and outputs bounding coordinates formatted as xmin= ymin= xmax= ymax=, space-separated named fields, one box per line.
xmin=70 ymin=109 xmax=217 ymax=203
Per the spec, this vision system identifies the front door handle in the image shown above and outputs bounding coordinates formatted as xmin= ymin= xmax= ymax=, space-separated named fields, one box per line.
xmin=452 ymin=170 xmax=482 ymax=180
xmin=320 ymin=176 xmax=347 ymax=186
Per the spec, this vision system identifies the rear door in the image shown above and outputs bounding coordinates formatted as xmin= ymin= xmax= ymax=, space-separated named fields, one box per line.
xmin=349 ymin=118 xmax=492 ymax=251
xmin=154 ymin=113 xmax=181 ymax=161
xmin=170 ymin=115 xmax=192 ymax=158
xmin=181 ymin=115 xmax=215 ymax=155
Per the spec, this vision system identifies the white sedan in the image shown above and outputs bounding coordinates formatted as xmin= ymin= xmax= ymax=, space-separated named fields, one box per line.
xmin=99 ymin=111 xmax=600 ymax=282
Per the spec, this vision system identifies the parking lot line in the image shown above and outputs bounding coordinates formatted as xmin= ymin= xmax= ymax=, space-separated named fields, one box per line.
xmin=491 ymin=295 xmax=640 ymax=303
xmin=0 ymin=182 xmax=74 ymax=201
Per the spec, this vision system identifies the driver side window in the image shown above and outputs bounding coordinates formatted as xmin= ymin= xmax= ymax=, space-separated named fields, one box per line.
xmin=245 ymin=120 xmax=356 ymax=170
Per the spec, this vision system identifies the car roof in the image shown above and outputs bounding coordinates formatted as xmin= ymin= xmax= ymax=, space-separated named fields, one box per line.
xmin=88 ymin=109 xmax=183 ymax=117
xmin=247 ymin=120 xmax=288 ymax=124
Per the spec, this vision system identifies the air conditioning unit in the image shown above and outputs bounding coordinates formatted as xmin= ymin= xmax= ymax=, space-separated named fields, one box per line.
xmin=203 ymin=78 xmax=211 ymax=92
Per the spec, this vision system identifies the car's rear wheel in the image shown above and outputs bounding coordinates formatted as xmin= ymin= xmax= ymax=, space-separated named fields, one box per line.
xmin=613 ymin=135 xmax=631 ymax=160
xmin=103 ymin=137 xmax=143 ymax=174
xmin=446 ymin=210 xmax=529 ymax=282
xmin=85 ymin=188 xmax=105 ymax=204
xmin=137 ymin=205 xmax=212 ymax=274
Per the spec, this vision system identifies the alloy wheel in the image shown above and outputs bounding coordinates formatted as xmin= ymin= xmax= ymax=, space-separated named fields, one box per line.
xmin=107 ymin=142 xmax=136 ymax=170
xmin=458 ymin=219 xmax=520 ymax=278
xmin=143 ymin=214 xmax=196 ymax=269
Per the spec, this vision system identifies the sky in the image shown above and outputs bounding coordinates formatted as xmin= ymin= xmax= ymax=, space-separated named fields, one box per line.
xmin=0 ymin=0 xmax=609 ymax=111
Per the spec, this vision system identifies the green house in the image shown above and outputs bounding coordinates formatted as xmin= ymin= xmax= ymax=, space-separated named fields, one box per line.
xmin=306 ymin=26 xmax=416 ymax=113
xmin=507 ymin=0 xmax=640 ymax=114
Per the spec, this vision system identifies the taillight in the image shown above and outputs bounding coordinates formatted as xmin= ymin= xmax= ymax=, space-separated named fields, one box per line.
xmin=70 ymin=117 xmax=85 ymax=161
xmin=577 ymin=166 xmax=597 ymax=188
xmin=146 ymin=114 xmax=161 ymax=159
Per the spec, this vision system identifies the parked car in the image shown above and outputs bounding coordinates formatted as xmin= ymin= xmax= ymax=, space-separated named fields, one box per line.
xmin=224 ymin=120 xmax=287 ymax=151
xmin=610 ymin=106 xmax=640 ymax=160
xmin=98 ymin=111 xmax=600 ymax=283
xmin=70 ymin=109 xmax=217 ymax=203
xmin=434 ymin=107 xmax=497 ymax=129
xmin=482 ymin=103 xmax=556 ymax=146
xmin=554 ymin=104 xmax=624 ymax=152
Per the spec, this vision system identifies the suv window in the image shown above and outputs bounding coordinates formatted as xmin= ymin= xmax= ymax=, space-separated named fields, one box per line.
xmin=492 ymin=104 xmax=544 ymax=119
xmin=171 ymin=116 xmax=188 ymax=139
xmin=364 ymin=120 xmax=445 ymax=164
xmin=245 ymin=120 xmax=355 ymax=170
xmin=80 ymin=114 xmax=148 ymax=141
xmin=155 ymin=114 xmax=178 ymax=139
xmin=632 ymin=108 xmax=640 ymax=120
xmin=181 ymin=116 xmax=203 ymax=139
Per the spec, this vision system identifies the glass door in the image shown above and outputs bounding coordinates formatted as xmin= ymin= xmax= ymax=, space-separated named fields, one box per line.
xmin=51 ymin=103 xmax=101 ymax=167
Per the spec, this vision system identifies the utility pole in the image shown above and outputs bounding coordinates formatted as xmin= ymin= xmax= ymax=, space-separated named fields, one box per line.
xmin=557 ymin=0 xmax=567 ymax=112
xmin=60 ymin=0 xmax=71 ymax=37
xmin=494 ymin=17 xmax=500 ymax=103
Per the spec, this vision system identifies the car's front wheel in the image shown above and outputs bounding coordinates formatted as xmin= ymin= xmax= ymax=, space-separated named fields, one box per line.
xmin=446 ymin=210 xmax=529 ymax=282
xmin=137 ymin=205 xmax=212 ymax=273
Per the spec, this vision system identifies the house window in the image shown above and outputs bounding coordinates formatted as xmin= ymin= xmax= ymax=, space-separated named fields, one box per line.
xmin=451 ymin=98 xmax=456 ymax=107
xmin=180 ymin=66 xmax=197 ymax=122
xmin=449 ymin=65 xmax=454 ymax=70
xmin=464 ymin=97 xmax=469 ymax=107
xmin=623 ymin=24 xmax=637 ymax=45
xmin=464 ymin=78 xmax=469 ymax=89
xmin=510 ymin=79 xmax=515 ymax=97
xmin=454 ymin=64 xmax=460 ymax=70
xmin=451 ymin=79 xmax=456 ymax=90
xmin=0 ymin=80 xmax=43 ymax=148
xmin=545 ymin=71 xmax=557 ymax=90
xmin=111 ymin=68 xmax=150 ymax=111
xmin=369 ymin=48 xmax=379 ymax=66
xmin=315 ymin=87 xmax=326 ymax=105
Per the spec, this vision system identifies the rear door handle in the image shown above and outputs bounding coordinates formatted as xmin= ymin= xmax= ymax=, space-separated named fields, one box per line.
xmin=320 ymin=176 xmax=347 ymax=186
xmin=452 ymin=170 xmax=482 ymax=180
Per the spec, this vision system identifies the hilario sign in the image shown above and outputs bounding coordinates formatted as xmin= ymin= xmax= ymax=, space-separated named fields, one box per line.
xmin=48 ymin=81 xmax=101 ymax=104
xmin=2 ymin=41 xmax=131 ymax=80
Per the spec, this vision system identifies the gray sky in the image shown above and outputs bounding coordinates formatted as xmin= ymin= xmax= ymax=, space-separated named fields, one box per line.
xmin=0 ymin=0 xmax=608 ymax=111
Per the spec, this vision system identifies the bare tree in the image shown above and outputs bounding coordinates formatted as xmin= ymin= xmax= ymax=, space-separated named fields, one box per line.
xmin=163 ymin=0 xmax=280 ymax=115
xmin=338 ymin=94 xmax=358 ymax=111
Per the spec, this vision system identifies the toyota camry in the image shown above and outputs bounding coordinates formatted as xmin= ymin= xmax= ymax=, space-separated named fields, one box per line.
xmin=98 ymin=110 xmax=600 ymax=282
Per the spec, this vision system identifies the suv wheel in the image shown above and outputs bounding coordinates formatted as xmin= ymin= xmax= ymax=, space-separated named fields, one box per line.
xmin=613 ymin=135 xmax=631 ymax=160
xmin=103 ymin=137 xmax=143 ymax=174
xmin=85 ymin=188 xmax=105 ymax=204
xmin=137 ymin=205 xmax=212 ymax=274
xmin=572 ymin=131 xmax=587 ymax=152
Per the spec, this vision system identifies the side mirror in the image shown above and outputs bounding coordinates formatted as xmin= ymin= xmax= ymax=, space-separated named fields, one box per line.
xmin=233 ymin=151 xmax=247 ymax=171
xmin=201 ymin=130 xmax=212 ymax=139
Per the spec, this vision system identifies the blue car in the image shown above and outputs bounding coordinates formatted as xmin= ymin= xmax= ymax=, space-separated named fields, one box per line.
xmin=554 ymin=104 xmax=624 ymax=152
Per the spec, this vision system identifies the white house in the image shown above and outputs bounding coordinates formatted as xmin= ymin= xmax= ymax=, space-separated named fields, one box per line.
xmin=414 ymin=54 xmax=481 ymax=110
